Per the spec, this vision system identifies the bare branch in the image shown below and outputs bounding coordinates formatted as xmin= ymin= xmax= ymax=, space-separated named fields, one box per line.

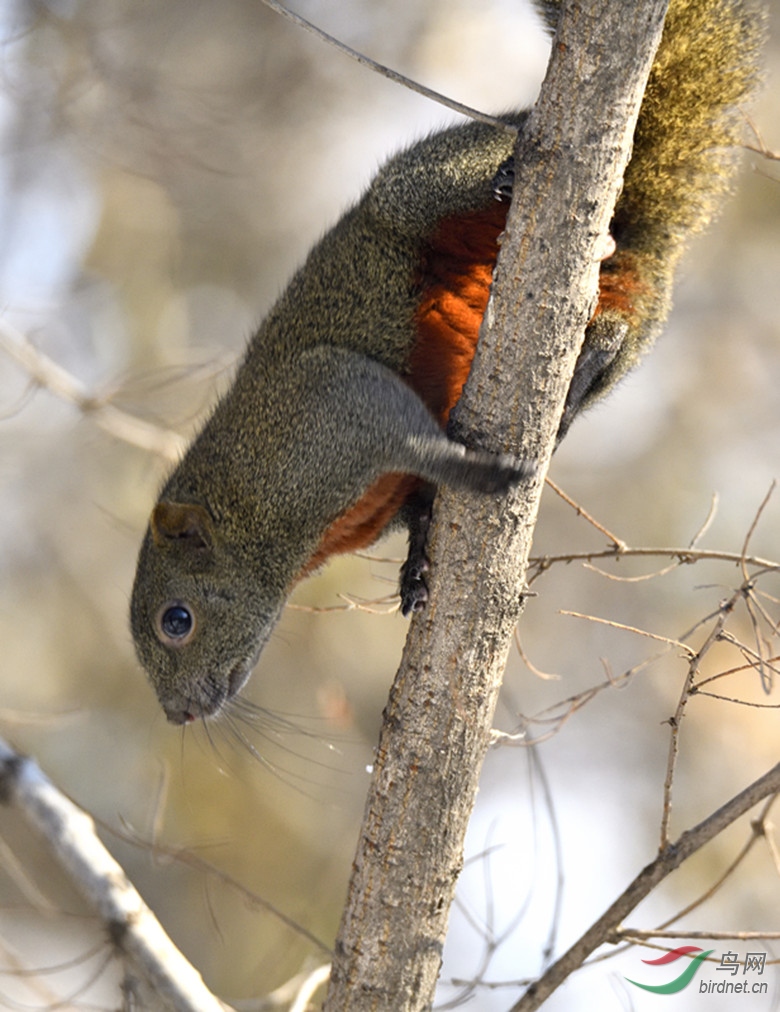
xmin=618 ymin=929 xmax=780 ymax=941
xmin=0 ymin=317 xmax=186 ymax=462
xmin=510 ymin=760 xmax=780 ymax=1011
xmin=289 ymin=964 xmax=330 ymax=1012
xmin=528 ymin=544 xmax=780 ymax=583
xmin=0 ymin=734 xmax=233 ymax=1012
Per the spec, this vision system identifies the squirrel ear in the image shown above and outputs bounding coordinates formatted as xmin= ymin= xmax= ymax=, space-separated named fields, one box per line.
xmin=150 ymin=502 xmax=214 ymax=551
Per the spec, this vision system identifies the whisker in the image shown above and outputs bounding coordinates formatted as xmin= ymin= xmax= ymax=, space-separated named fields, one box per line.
xmin=225 ymin=700 xmax=349 ymax=774
xmin=228 ymin=695 xmax=346 ymax=749
xmin=198 ymin=708 xmax=232 ymax=770
xmin=218 ymin=714 xmax=328 ymax=797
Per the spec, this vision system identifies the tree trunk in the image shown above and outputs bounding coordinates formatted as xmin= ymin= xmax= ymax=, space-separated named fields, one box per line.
xmin=323 ymin=1 xmax=671 ymax=1008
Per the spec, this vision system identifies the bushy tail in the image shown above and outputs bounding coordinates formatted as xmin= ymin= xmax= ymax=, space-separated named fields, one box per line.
xmin=535 ymin=0 xmax=766 ymax=392
xmin=612 ymin=0 xmax=765 ymax=335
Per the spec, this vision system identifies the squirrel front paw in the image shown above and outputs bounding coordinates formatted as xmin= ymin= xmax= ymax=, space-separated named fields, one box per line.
xmin=492 ymin=156 xmax=515 ymax=202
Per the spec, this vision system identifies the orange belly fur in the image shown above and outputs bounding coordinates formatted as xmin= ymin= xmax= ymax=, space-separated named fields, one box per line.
xmin=303 ymin=204 xmax=507 ymax=575
xmin=305 ymin=205 xmax=643 ymax=574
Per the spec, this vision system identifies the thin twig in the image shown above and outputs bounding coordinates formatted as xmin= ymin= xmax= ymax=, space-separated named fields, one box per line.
xmin=497 ymin=648 xmax=669 ymax=746
xmin=744 ymin=113 xmax=780 ymax=161
xmin=257 ymin=0 xmax=517 ymax=131
xmin=738 ymin=483 xmax=778 ymax=691
xmin=659 ymin=588 xmax=739 ymax=850
xmin=0 ymin=935 xmax=93 ymax=1010
xmin=287 ymin=593 xmax=400 ymax=615
xmin=513 ymin=629 xmax=561 ymax=680
xmin=717 ymin=632 xmax=780 ymax=689
xmin=544 ymin=476 xmax=627 ymax=550
xmin=111 ymin=816 xmax=333 ymax=957
xmin=582 ymin=558 xmax=679 ymax=582
xmin=740 ymin=480 xmax=776 ymax=583
xmin=693 ymin=690 xmax=780 ymax=708
xmin=695 ymin=654 xmax=780 ymax=690
xmin=689 ymin=492 xmax=720 ymax=548
xmin=561 ymin=610 xmax=694 ymax=655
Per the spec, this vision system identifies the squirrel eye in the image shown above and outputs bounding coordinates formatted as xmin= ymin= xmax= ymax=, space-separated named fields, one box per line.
xmin=155 ymin=602 xmax=196 ymax=646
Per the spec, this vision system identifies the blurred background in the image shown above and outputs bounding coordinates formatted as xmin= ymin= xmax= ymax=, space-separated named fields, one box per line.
xmin=0 ymin=0 xmax=779 ymax=1009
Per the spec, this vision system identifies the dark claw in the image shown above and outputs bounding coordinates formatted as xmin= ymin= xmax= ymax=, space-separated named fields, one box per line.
xmin=399 ymin=488 xmax=434 ymax=616
xmin=492 ymin=155 xmax=515 ymax=202
xmin=400 ymin=560 xmax=429 ymax=616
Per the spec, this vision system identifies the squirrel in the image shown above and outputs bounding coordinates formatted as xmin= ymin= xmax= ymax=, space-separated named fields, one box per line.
xmin=130 ymin=0 xmax=764 ymax=725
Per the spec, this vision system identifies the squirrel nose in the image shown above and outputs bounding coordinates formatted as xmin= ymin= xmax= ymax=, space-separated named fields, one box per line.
xmin=163 ymin=673 xmax=234 ymax=723
xmin=164 ymin=706 xmax=197 ymax=725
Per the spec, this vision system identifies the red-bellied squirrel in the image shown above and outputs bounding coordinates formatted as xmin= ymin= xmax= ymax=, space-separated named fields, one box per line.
xmin=130 ymin=0 xmax=765 ymax=724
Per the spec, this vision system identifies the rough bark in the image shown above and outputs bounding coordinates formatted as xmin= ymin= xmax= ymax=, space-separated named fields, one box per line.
xmin=323 ymin=1 xmax=671 ymax=1009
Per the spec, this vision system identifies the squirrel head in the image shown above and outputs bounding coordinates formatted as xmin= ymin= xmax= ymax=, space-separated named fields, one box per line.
xmin=130 ymin=500 xmax=283 ymax=724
